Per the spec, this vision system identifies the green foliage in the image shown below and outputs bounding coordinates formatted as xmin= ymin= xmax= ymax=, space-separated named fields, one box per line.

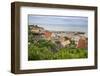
xmin=28 ymin=26 xmax=88 ymax=60
xmin=28 ymin=40 xmax=88 ymax=60
xmin=28 ymin=45 xmax=53 ymax=60
xmin=54 ymin=48 xmax=87 ymax=59
xmin=68 ymin=40 xmax=76 ymax=48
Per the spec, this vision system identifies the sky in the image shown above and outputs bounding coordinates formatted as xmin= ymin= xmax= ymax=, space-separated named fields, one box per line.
xmin=28 ymin=15 xmax=88 ymax=32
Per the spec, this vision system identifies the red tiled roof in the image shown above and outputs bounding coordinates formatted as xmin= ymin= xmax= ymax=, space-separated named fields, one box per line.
xmin=44 ymin=31 xmax=52 ymax=38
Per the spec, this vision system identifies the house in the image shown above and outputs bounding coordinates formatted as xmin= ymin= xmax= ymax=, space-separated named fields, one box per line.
xmin=71 ymin=35 xmax=80 ymax=45
xmin=76 ymin=36 xmax=87 ymax=48
xmin=59 ymin=37 xmax=71 ymax=47
xmin=44 ymin=31 xmax=52 ymax=40
xmin=31 ymin=25 xmax=44 ymax=34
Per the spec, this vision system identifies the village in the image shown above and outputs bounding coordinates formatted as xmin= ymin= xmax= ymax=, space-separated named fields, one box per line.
xmin=29 ymin=25 xmax=88 ymax=49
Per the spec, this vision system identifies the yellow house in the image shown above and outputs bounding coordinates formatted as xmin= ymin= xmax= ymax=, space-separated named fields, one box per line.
xmin=31 ymin=26 xmax=44 ymax=33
